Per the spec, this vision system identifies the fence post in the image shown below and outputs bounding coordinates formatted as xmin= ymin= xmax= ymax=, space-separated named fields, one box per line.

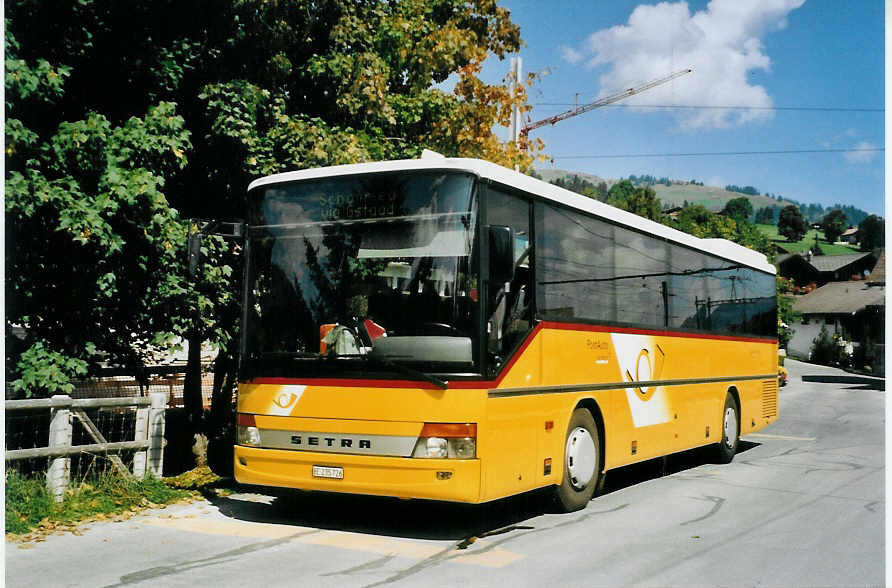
xmin=147 ymin=392 xmax=166 ymax=477
xmin=47 ymin=395 xmax=73 ymax=502
xmin=133 ymin=401 xmax=149 ymax=478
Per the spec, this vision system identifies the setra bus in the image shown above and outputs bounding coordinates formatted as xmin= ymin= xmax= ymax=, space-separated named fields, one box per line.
xmin=234 ymin=152 xmax=778 ymax=512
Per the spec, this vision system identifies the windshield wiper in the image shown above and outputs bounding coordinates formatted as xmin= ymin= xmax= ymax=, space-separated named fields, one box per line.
xmin=261 ymin=351 xmax=322 ymax=359
xmin=357 ymin=354 xmax=448 ymax=390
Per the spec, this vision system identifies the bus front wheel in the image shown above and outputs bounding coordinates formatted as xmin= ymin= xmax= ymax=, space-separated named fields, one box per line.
xmin=714 ymin=392 xmax=739 ymax=464
xmin=553 ymin=408 xmax=601 ymax=512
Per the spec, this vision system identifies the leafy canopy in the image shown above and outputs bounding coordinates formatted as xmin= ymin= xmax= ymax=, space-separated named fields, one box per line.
xmin=858 ymin=214 xmax=884 ymax=251
xmin=5 ymin=0 xmax=537 ymax=397
xmin=820 ymin=209 xmax=847 ymax=243
xmin=778 ymin=204 xmax=807 ymax=242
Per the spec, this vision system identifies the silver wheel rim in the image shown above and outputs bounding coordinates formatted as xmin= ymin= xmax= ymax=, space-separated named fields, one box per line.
xmin=565 ymin=426 xmax=597 ymax=490
xmin=723 ymin=406 xmax=738 ymax=449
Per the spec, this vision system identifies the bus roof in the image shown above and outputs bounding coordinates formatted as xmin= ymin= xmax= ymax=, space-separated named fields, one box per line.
xmin=248 ymin=153 xmax=776 ymax=274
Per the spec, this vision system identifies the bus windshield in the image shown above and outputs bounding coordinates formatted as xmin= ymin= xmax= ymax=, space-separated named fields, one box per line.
xmin=243 ymin=171 xmax=479 ymax=379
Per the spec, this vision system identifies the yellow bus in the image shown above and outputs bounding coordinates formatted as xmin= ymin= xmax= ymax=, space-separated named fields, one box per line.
xmin=234 ymin=153 xmax=778 ymax=512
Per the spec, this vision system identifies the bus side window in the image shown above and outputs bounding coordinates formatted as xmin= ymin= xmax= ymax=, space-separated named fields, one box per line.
xmin=485 ymin=188 xmax=532 ymax=373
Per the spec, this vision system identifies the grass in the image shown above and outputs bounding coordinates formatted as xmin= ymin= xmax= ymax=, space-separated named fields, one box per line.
xmin=5 ymin=468 xmax=205 ymax=539
xmin=755 ymin=224 xmax=862 ymax=256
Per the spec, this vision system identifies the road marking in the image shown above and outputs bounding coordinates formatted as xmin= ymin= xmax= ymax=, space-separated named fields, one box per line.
xmin=142 ymin=516 xmax=523 ymax=568
xmin=744 ymin=433 xmax=817 ymax=442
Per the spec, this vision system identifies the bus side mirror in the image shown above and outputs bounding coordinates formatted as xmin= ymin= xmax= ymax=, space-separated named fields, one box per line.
xmin=488 ymin=225 xmax=515 ymax=285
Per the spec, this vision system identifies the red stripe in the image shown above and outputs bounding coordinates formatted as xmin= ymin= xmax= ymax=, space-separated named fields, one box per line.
xmin=250 ymin=377 xmax=446 ymax=389
xmin=248 ymin=323 xmax=775 ymax=390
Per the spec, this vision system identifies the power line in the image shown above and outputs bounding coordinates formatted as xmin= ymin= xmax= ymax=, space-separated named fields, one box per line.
xmin=551 ymin=147 xmax=885 ymax=160
xmin=531 ymin=103 xmax=884 ymax=113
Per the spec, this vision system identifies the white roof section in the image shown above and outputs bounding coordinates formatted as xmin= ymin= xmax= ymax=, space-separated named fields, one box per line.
xmin=248 ymin=155 xmax=775 ymax=274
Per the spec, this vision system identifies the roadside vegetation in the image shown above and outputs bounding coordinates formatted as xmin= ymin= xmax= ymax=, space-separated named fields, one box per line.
xmin=5 ymin=466 xmax=232 ymax=541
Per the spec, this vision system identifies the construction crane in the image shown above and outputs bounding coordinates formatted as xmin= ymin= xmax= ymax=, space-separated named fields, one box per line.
xmin=520 ymin=68 xmax=692 ymax=137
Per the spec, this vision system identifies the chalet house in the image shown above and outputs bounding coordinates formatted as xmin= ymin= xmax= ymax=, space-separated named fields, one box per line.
xmin=786 ymin=250 xmax=884 ymax=375
xmin=839 ymin=226 xmax=859 ymax=245
xmin=777 ymin=251 xmax=877 ymax=288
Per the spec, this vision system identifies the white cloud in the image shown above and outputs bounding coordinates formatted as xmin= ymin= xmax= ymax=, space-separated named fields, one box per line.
xmin=563 ymin=0 xmax=805 ymax=130
xmin=560 ymin=45 xmax=585 ymax=64
xmin=844 ymin=141 xmax=877 ymax=164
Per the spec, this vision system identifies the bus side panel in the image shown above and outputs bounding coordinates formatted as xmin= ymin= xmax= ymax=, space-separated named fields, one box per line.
xmin=538 ymin=328 xmax=628 ymax=472
xmin=481 ymin=395 xmax=545 ymax=501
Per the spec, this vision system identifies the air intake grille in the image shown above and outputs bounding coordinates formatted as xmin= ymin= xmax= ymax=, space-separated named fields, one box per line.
xmin=761 ymin=380 xmax=778 ymax=418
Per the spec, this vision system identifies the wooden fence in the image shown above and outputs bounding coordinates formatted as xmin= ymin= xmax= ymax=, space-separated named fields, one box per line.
xmin=5 ymin=393 xmax=166 ymax=501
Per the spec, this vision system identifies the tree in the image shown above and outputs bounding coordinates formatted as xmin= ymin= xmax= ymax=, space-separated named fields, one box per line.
xmin=776 ymin=277 xmax=799 ymax=349
xmin=821 ymin=209 xmax=847 ymax=243
xmin=608 ymin=183 xmax=663 ymax=222
xmin=6 ymin=0 xmax=538 ymax=448
xmin=6 ymin=24 xmax=216 ymax=397
xmin=675 ymin=204 xmax=711 ymax=235
xmin=858 ymin=214 xmax=885 ymax=251
xmin=606 ymin=179 xmax=636 ymax=204
xmin=669 ymin=203 xmax=773 ymax=258
xmin=722 ymin=197 xmax=753 ymax=221
xmin=754 ymin=205 xmax=777 ymax=225
xmin=778 ymin=205 xmax=807 ymax=242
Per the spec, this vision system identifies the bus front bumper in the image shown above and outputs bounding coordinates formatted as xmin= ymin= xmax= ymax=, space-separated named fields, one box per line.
xmin=234 ymin=445 xmax=482 ymax=503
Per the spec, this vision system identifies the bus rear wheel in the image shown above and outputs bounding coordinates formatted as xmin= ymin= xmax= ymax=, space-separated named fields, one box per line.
xmin=714 ymin=392 xmax=739 ymax=464
xmin=553 ymin=408 xmax=601 ymax=512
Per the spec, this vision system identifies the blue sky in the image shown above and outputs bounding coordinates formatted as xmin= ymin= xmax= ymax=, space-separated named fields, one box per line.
xmin=482 ymin=0 xmax=884 ymax=215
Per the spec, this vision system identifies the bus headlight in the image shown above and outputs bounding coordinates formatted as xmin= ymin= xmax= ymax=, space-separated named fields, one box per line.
xmin=411 ymin=423 xmax=477 ymax=459
xmin=237 ymin=413 xmax=261 ymax=447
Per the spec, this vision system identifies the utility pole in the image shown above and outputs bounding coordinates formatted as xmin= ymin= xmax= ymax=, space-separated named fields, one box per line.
xmin=509 ymin=56 xmax=523 ymax=148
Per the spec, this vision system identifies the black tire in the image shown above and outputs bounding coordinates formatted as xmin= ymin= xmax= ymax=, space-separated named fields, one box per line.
xmin=553 ymin=408 xmax=602 ymax=512
xmin=714 ymin=392 xmax=739 ymax=464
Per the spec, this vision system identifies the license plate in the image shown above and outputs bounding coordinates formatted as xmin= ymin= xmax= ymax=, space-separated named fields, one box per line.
xmin=312 ymin=465 xmax=344 ymax=479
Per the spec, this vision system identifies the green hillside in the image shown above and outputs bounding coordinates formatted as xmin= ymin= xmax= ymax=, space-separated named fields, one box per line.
xmin=756 ymin=224 xmax=861 ymax=256
xmin=535 ymin=167 xmax=797 ymax=212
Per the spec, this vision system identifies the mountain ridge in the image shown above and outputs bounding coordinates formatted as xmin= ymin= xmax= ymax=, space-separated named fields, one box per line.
xmin=534 ymin=167 xmax=798 ymax=213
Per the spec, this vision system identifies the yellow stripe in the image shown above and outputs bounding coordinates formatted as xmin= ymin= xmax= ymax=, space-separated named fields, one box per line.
xmin=141 ymin=516 xmax=523 ymax=568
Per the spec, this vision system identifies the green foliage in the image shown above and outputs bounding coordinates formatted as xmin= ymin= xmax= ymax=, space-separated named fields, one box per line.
xmin=725 ymin=184 xmax=760 ymax=196
xmin=5 ymin=470 xmax=55 ymax=534
xmin=549 ymin=174 xmax=607 ymax=201
xmin=5 ymin=1 xmax=535 ymax=403
xmin=754 ymin=205 xmax=779 ymax=225
xmin=5 ymin=97 xmax=208 ymax=391
xmin=821 ymin=209 xmax=847 ymax=243
xmin=607 ymin=182 xmax=664 ymax=222
xmin=858 ymin=214 xmax=884 ymax=251
xmin=756 ymin=223 xmax=859 ymax=256
xmin=10 ymin=341 xmax=87 ymax=398
xmin=669 ymin=203 xmax=774 ymax=258
xmin=809 ymin=325 xmax=849 ymax=367
xmin=5 ymin=469 xmax=191 ymax=536
xmin=606 ymin=179 xmax=635 ymax=204
xmin=722 ymin=197 xmax=753 ymax=221
xmin=776 ymin=277 xmax=799 ymax=349
xmin=778 ymin=205 xmax=807 ymax=242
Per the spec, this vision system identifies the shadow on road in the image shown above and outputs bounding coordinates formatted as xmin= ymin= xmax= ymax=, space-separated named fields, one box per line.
xmin=206 ymin=442 xmax=757 ymax=541
xmin=601 ymin=440 xmax=759 ymax=496
xmin=801 ymin=374 xmax=885 ymax=391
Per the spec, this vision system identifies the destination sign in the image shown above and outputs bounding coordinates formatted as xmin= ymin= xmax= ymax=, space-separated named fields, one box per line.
xmin=319 ymin=192 xmax=404 ymax=221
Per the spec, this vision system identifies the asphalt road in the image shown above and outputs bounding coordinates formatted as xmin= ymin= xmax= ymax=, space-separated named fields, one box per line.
xmin=6 ymin=359 xmax=885 ymax=587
